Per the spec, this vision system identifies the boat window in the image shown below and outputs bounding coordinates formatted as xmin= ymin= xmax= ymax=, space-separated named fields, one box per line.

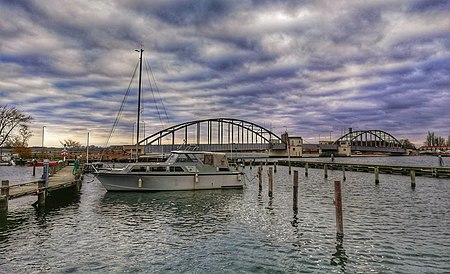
xmin=204 ymin=154 xmax=214 ymax=165
xmin=218 ymin=167 xmax=230 ymax=171
xmin=175 ymin=153 xmax=199 ymax=163
xmin=131 ymin=166 xmax=146 ymax=172
xmin=169 ymin=166 xmax=184 ymax=172
xmin=150 ymin=166 xmax=166 ymax=172
xmin=166 ymin=154 xmax=178 ymax=164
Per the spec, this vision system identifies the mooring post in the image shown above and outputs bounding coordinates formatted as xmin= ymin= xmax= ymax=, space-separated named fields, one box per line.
xmin=410 ymin=170 xmax=416 ymax=188
xmin=43 ymin=159 xmax=49 ymax=188
xmin=1 ymin=180 xmax=10 ymax=197
xmin=32 ymin=159 xmax=37 ymax=176
xmin=0 ymin=180 xmax=10 ymax=214
xmin=374 ymin=167 xmax=379 ymax=184
xmin=293 ymin=170 xmax=299 ymax=212
xmin=342 ymin=166 xmax=346 ymax=181
xmin=324 ymin=164 xmax=328 ymax=179
xmin=75 ymin=169 xmax=82 ymax=191
xmin=334 ymin=180 xmax=344 ymax=237
xmin=305 ymin=162 xmax=309 ymax=177
xmin=37 ymin=180 xmax=46 ymax=208
xmin=268 ymin=167 xmax=273 ymax=197
xmin=258 ymin=166 xmax=262 ymax=191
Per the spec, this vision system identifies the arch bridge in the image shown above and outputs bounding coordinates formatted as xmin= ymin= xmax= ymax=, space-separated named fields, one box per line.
xmin=141 ymin=118 xmax=287 ymax=155
xmin=334 ymin=130 xmax=405 ymax=154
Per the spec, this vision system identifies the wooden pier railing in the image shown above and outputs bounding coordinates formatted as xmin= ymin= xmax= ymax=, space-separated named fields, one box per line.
xmin=1 ymin=160 xmax=82 ymax=214
xmin=277 ymin=160 xmax=450 ymax=178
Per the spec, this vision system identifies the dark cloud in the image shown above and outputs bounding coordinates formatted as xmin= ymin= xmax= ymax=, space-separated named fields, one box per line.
xmin=152 ymin=0 xmax=232 ymax=26
xmin=408 ymin=0 xmax=450 ymax=12
xmin=1 ymin=0 xmax=449 ymax=146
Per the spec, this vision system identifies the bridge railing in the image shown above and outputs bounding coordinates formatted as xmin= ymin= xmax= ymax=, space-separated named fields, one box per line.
xmin=145 ymin=143 xmax=286 ymax=154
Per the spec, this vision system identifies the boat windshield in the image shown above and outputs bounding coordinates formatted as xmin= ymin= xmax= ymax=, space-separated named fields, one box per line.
xmin=166 ymin=152 xmax=203 ymax=164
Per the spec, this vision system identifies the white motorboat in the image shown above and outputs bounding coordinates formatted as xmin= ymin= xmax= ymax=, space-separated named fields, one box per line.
xmin=95 ymin=151 xmax=244 ymax=191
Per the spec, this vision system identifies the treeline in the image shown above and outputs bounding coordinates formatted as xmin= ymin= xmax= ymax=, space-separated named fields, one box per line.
xmin=425 ymin=131 xmax=450 ymax=146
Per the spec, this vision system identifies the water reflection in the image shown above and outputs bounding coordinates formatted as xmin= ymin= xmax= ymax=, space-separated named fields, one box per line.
xmin=331 ymin=235 xmax=348 ymax=272
xmin=100 ymin=189 xmax=244 ymax=238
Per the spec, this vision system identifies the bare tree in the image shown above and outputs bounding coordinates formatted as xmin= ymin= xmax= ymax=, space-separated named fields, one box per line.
xmin=0 ymin=105 xmax=33 ymax=147
xmin=60 ymin=139 xmax=81 ymax=149
xmin=425 ymin=131 xmax=447 ymax=146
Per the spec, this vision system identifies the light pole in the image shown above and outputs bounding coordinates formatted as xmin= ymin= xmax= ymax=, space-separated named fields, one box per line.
xmin=284 ymin=126 xmax=291 ymax=174
xmin=42 ymin=126 xmax=46 ymax=148
xmin=41 ymin=126 xmax=46 ymax=159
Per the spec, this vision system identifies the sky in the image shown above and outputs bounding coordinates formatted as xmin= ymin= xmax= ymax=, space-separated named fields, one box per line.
xmin=1 ymin=0 xmax=449 ymax=147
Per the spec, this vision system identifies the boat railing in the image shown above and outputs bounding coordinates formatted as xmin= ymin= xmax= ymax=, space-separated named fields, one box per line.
xmin=175 ymin=144 xmax=199 ymax=151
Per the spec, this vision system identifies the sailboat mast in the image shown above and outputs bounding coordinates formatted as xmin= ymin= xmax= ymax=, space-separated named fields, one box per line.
xmin=136 ymin=48 xmax=144 ymax=162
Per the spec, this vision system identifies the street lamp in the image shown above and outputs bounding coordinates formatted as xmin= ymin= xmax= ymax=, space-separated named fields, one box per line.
xmin=284 ymin=126 xmax=291 ymax=174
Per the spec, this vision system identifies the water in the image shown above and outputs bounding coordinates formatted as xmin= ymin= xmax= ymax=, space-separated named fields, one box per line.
xmin=1 ymin=157 xmax=449 ymax=273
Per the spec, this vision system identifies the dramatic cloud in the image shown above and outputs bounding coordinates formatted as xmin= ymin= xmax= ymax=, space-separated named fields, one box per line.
xmin=1 ymin=0 xmax=449 ymax=146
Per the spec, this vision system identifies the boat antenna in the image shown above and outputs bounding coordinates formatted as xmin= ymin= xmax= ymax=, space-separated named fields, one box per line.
xmin=135 ymin=48 xmax=144 ymax=162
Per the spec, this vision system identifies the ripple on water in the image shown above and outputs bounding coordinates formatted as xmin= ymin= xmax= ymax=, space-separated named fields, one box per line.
xmin=1 ymin=165 xmax=450 ymax=273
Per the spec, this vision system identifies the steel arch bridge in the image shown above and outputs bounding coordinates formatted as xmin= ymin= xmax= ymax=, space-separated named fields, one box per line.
xmin=334 ymin=129 xmax=405 ymax=153
xmin=141 ymin=118 xmax=287 ymax=154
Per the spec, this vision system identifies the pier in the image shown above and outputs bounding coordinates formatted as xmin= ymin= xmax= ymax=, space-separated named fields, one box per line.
xmin=277 ymin=160 xmax=450 ymax=178
xmin=0 ymin=162 xmax=82 ymax=213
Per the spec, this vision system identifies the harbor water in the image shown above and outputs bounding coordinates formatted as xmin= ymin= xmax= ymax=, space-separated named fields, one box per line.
xmin=0 ymin=156 xmax=449 ymax=273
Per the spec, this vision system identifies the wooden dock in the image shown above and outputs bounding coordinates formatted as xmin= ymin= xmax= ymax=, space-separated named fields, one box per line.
xmin=1 ymin=163 xmax=82 ymax=213
xmin=7 ymin=166 xmax=80 ymax=199
xmin=277 ymin=160 xmax=450 ymax=178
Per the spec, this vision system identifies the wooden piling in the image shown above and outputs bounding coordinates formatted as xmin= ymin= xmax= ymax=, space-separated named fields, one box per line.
xmin=0 ymin=196 xmax=7 ymax=214
xmin=258 ymin=166 xmax=262 ymax=191
xmin=1 ymin=180 xmax=10 ymax=214
xmin=37 ymin=180 xmax=46 ymax=208
xmin=334 ymin=181 xmax=344 ymax=237
xmin=1 ymin=180 xmax=10 ymax=197
xmin=410 ymin=170 xmax=416 ymax=188
xmin=324 ymin=164 xmax=328 ymax=179
xmin=305 ymin=163 xmax=309 ymax=177
xmin=374 ymin=167 xmax=379 ymax=184
xmin=43 ymin=159 xmax=49 ymax=187
xmin=293 ymin=170 xmax=298 ymax=211
xmin=268 ymin=167 xmax=273 ymax=197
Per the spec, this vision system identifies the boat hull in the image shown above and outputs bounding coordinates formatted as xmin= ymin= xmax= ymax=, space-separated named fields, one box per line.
xmin=96 ymin=172 xmax=244 ymax=191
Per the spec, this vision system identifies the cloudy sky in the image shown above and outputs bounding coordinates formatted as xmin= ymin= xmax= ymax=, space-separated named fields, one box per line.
xmin=1 ymin=0 xmax=449 ymax=147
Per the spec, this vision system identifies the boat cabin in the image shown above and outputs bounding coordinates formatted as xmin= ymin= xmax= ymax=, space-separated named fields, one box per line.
xmin=166 ymin=151 xmax=229 ymax=168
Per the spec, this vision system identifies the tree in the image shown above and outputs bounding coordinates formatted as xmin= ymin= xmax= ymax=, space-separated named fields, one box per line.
xmin=399 ymin=139 xmax=416 ymax=149
xmin=425 ymin=131 xmax=448 ymax=146
xmin=0 ymin=105 xmax=33 ymax=147
xmin=60 ymin=139 xmax=81 ymax=149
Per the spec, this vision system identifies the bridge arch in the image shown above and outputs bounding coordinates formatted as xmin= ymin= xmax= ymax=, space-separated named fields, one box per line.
xmin=334 ymin=130 xmax=402 ymax=148
xmin=140 ymin=118 xmax=286 ymax=149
